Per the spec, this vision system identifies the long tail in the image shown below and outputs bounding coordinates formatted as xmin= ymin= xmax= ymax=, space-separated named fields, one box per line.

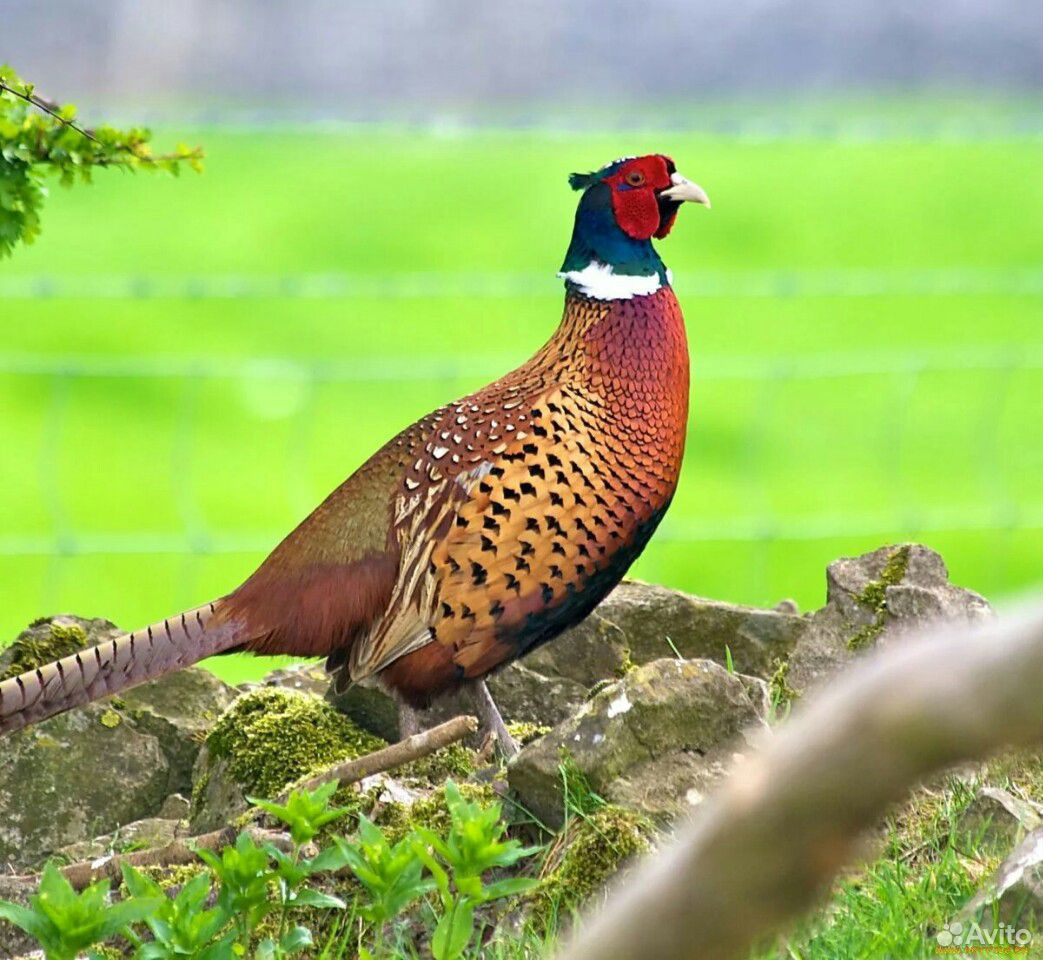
xmin=0 ymin=600 xmax=243 ymax=736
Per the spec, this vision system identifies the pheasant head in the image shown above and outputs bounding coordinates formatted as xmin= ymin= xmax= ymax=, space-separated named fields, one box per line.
xmin=560 ymin=154 xmax=710 ymax=300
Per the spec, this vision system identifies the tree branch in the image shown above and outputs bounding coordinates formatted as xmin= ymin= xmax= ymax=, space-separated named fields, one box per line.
xmin=559 ymin=605 xmax=1043 ymax=960
xmin=0 ymin=79 xmax=99 ymax=143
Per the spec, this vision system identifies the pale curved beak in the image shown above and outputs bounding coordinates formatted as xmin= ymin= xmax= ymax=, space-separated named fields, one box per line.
xmin=660 ymin=172 xmax=711 ymax=208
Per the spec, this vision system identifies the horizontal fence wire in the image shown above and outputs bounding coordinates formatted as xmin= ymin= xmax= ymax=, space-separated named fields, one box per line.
xmin=0 ymin=267 xmax=1040 ymax=301
xmin=2 ymin=264 xmax=1041 ymax=620
xmin=1 ymin=347 xmax=1040 ymax=558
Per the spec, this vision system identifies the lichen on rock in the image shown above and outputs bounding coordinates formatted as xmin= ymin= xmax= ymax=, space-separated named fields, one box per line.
xmin=847 ymin=544 xmax=912 ymax=650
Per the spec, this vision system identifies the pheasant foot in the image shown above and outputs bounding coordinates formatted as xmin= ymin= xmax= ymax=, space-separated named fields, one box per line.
xmin=469 ymin=679 xmax=519 ymax=759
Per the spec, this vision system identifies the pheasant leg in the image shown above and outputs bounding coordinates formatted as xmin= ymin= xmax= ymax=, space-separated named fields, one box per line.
xmin=469 ymin=679 xmax=519 ymax=759
xmin=397 ymin=701 xmax=426 ymax=740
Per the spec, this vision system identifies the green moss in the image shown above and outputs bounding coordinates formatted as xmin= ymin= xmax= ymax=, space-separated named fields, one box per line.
xmin=768 ymin=656 xmax=798 ymax=708
xmin=202 ymin=688 xmax=386 ymax=799
xmin=856 ymin=545 xmax=912 ymax=611
xmin=400 ymin=742 xmax=479 ymax=784
xmin=530 ymin=806 xmax=653 ymax=928
xmin=585 ymin=677 xmax=619 ymax=701
xmin=99 ymin=708 xmax=122 ymax=728
xmin=847 ymin=545 xmax=911 ymax=651
xmin=0 ymin=620 xmax=90 ymax=680
xmin=507 ymin=721 xmax=552 ymax=746
xmin=379 ymin=782 xmax=499 ymax=844
xmin=617 ymin=646 xmax=637 ymax=676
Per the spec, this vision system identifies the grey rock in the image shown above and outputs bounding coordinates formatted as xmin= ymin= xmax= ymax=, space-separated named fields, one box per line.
xmin=574 ymin=582 xmax=805 ymax=679
xmin=190 ymin=751 xmax=250 ymax=834
xmin=787 ymin=544 xmax=991 ymax=697
xmin=257 ymin=663 xmax=332 ymax=698
xmin=0 ymin=705 xmax=172 ymax=870
xmin=329 ymin=681 xmax=410 ymax=743
xmin=157 ymin=792 xmax=192 ymax=820
xmin=55 ymin=815 xmax=184 ymax=865
xmin=119 ymin=669 xmax=236 ymax=792
xmin=957 ymin=786 xmax=1043 ymax=856
xmin=959 ymin=826 xmax=1043 ymax=930
xmin=0 ymin=614 xmax=235 ymax=870
xmin=508 ymin=658 xmax=768 ymax=827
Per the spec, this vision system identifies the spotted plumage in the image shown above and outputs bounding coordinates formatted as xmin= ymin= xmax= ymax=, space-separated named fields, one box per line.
xmin=0 ymin=153 xmax=709 ymax=742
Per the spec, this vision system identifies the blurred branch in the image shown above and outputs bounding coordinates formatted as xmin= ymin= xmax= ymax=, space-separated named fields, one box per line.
xmin=559 ymin=605 xmax=1043 ymax=960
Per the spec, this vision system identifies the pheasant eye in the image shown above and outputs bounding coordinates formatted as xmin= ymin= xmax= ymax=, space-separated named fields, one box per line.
xmin=625 ymin=170 xmax=645 ymax=187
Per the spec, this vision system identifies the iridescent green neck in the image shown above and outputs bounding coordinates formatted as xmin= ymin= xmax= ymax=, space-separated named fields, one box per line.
xmin=558 ymin=181 xmax=669 ymax=300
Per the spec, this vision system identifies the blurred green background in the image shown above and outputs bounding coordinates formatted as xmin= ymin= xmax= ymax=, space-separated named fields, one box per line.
xmin=1 ymin=106 xmax=1041 ymax=683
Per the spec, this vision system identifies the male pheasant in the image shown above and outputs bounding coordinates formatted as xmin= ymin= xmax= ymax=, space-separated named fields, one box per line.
xmin=0 ymin=154 xmax=709 ymax=754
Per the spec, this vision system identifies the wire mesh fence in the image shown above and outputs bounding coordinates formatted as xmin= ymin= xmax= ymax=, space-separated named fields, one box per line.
xmin=2 ymin=264 xmax=1040 ymax=644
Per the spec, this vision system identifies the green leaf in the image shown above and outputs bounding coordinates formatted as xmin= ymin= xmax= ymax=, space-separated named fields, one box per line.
xmin=304 ymin=844 xmax=351 ymax=874
xmin=279 ymin=924 xmax=314 ymax=954
xmin=95 ymin=896 xmax=164 ymax=939
xmin=479 ymin=876 xmax=540 ymax=901
xmin=431 ymin=900 xmax=475 ymax=960
xmin=0 ymin=900 xmax=54 ymax=944
xmin=289 ymin=888 xmax=346 ymax=910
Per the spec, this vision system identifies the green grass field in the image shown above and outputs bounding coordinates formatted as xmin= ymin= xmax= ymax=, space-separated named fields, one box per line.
xmin=1 ymin=113 xmax=1040 ymax=682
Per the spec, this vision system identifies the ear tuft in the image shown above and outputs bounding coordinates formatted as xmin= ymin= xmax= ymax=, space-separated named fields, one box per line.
xmin=568 ymin=171 xmax=599 ymax=191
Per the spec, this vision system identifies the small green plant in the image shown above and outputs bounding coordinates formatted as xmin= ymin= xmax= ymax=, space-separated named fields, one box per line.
xmin=334 ymin=780 xmax=541 ymax=959
xmin=1 ymin=779 xmax=546 ymax=960
xmin=120 ymin=868 xmax=236 ymax=960
xmin=334 ymin=816 xmax=436 ymax=956
xmin=0 ymin=862 xmax=160 ymax=960
xmin=414 ymin=782 xmax=541 ymax=960
xmin=0 ymin=782 xmax=352 ymax=960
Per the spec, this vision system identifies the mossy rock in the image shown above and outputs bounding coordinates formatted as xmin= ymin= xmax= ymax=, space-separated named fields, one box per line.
xmin=529 ymin=806 xmax=654 ymax=930
xmin=786 ymin=544 xmax=991 ymax=698
xmin=190 ymin=687 xmax=385 ymax=832
xmin=0 ymin=614 xmax=236 ymax=871
xmin=0 ymin=614 xmax=120 ymax=680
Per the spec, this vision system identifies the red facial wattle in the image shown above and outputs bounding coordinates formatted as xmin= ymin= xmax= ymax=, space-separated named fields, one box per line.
xmin=604 ymin=155 xmax=677 ymax=241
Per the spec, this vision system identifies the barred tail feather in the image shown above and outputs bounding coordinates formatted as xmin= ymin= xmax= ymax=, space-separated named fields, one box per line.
xmin=0 ymin=601 xmax=242 ymax=736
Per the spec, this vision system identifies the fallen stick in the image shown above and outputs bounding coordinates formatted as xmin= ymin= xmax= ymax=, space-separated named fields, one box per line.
xmin=559 ymin=605 xmax=1043 ymax=960
xmin=275 ymin=712 xmax=479 ymax=803
xmin=9 ymin=713 xmax=479 ymax=891
xmin=58 ymin=826 xmax=294 ymax=889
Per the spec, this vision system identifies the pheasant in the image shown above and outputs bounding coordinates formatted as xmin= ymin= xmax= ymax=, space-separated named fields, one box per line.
xmin=0 ymin=154 xmax=709 ymax=754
